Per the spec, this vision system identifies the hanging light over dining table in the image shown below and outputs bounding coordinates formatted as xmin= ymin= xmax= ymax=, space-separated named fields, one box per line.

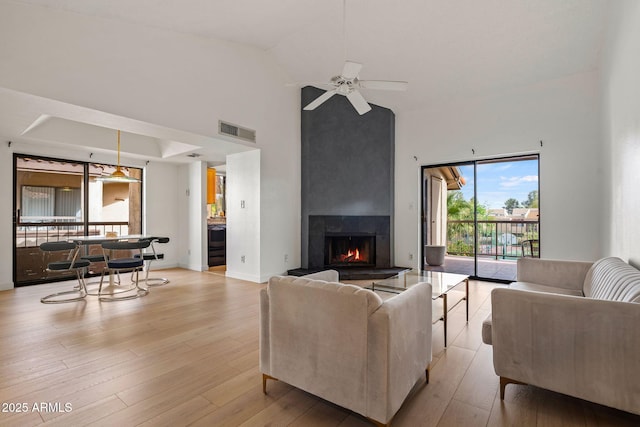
xmin=96 ymin=130 xmax=140 ymax=183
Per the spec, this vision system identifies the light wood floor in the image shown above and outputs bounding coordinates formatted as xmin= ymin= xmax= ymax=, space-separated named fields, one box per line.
xmin=1 ymin=269 xmax=639 ymax=426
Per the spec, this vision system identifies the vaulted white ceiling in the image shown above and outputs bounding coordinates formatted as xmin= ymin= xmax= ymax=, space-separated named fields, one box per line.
xmin=2 ymin=0 xmax=610 ymax=163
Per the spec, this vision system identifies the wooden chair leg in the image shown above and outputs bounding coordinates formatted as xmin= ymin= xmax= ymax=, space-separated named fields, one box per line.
xmin=500 ymin=376 xmax=527 ymax=399
xmin=365 ymin=416 xmax=389 ymax=427
xmin=262 ymin=374 xmax=278 ymax=394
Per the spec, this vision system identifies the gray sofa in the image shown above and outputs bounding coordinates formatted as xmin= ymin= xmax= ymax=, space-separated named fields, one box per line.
xmin=260 ymin=270 xmax=432 ymax=426
xmin=483 ymin=257 xmax=640 ymax=415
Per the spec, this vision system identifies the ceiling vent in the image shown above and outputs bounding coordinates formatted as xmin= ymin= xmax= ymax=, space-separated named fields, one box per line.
xmin=218 ymin=120 xmax=256 ymax=143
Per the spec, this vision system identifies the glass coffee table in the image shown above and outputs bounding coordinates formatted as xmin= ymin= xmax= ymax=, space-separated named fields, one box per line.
xmin=368 ymin=270 xmax=470 ymax=347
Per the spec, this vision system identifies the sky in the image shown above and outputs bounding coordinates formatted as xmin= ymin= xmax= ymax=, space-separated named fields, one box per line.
xmin=458 ymin=159 xmax=538 ymax=209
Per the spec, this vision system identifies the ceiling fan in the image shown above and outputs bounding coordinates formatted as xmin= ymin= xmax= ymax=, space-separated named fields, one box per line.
xmin=302 ymin=0 xmax=408 ymax=115
xmin=303 ymin=62 xmax=408 ymax=115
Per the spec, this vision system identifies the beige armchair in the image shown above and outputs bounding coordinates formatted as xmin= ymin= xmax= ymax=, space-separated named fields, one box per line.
xmin=260 ymin=270 xmax=432 ymax=426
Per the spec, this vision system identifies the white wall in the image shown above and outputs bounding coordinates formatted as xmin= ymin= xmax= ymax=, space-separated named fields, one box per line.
xmin=184 ymin=162 xmax=208 ymax=270
xmin=174 ymin=162 xmax=208 ymax=271
xmin=395 ymin=71 xmax=603 ymax=269
xmin=0 ymin=145 xmax=15 ymax=290
xmin=0 ymin=2 xmax=300 ymax=286
xmin=144 ymin=162 xmax=181 ymax=270
xmin=258 ymin=109 xmax=301 ymax=281
xmin=601 ymin=0 xmax=640 ymax=266
xmin=226 ymin=150 xmax=261 ymax=282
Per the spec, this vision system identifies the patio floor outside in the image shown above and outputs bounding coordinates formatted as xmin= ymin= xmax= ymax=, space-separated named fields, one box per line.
xmin=423 ymin=254 xmax=517 ymax=281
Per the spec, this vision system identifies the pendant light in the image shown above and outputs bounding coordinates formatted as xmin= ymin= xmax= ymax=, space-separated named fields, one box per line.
xmin=96 ymin=130 xmax=140 ymax=183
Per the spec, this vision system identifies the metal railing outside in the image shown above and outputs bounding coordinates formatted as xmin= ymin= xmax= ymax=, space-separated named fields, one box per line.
xmin=15 ymin=220 xmax=130 ymax=285
xmin=16 ymin=221 xmax=130 ymax=248
xmin=447 ymin=219 xmax=539 ymax=259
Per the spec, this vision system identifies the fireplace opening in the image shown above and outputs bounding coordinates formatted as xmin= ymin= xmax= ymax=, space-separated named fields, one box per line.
xmin=324 ymin=234 xmax=376 ymax=268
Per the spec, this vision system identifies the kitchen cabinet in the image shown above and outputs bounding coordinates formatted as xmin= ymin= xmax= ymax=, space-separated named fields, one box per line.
xmin=208 ymin=225 xmax=226 ymax=266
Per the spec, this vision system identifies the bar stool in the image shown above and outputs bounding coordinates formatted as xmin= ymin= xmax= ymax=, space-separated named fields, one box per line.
xmin=98 ymin=239 xmax=151 ymax=301
xmin=39 ymin=241 xmax=90 ymax=304
xmin=135 ymin=237 xmax=170 ymax=286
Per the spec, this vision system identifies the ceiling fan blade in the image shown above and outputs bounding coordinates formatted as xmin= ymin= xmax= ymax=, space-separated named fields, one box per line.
xmin=358 ymin=80 xmax=408 ymax=91
xmin=286 ymin=82 xmax=333 ymax=88
xmin=303 ymin=89 xmax=338 ymax=111
xmin=346 ymin=90 xmax=372 ymax=115
xmin=342 ymin=61 xmax=362 ymax=79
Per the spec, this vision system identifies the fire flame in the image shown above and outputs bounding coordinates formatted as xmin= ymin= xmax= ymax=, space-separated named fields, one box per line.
xmin=346 ymin=248 xmax=361 ymax=260
xmin=340 ymin=248 xmax=361 ymax=262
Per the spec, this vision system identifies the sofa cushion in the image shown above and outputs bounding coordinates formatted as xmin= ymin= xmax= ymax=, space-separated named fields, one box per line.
xmin=287 ymin=275 xmax=383 ymax=315
xmin=510 ymin=281 xmax=584 ymax=297
xmin=583 ymin=257 xmax=640 ymax=303
xmin=299 ymin=269 xmax=339 ymax=282
xmin=482 ymin=314 xmax=493 ymax=345
xmin=516 ymin=258 xmax=592 ymax=291
xmin=484 ymin=283 xmax=584 ymax=346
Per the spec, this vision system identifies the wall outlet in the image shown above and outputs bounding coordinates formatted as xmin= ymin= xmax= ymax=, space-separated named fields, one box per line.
xmin=188 ymin=249 xmax=191 ymax=255
xmin=240 ymin=200 xmax=245 ymax=208
xmin=284 ymin=254 xmax=288 ymax=263
xmin=241 ymin=255 xmax=245 ymax=263
xmin=409 ymin=253 xmax=414 ymax=260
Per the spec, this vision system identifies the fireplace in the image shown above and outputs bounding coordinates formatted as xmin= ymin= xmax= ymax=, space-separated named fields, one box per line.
xmin=291 ymin=215 xmax=402 ymax=279
xmin=306 ymin=215 xmax=391 ymax=269
xmin=325 ymin=234 xmax=375 ymax=268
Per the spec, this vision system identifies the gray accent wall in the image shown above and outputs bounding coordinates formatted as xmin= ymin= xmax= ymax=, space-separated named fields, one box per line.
xmin=301 ymin=86 xmax=395 ymax=268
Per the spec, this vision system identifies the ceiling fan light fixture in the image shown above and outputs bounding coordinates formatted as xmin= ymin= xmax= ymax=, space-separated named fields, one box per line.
xmin=95 ymin=130 xmax=140 ymax=183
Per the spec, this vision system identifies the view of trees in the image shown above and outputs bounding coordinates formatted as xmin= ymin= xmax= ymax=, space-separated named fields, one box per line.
xmin=446 ymin=191 xmax=488 ymax=255
xmin=446 ymin=190 xmax=539 ymax=257
xmin=503 ymin=198 xmax=520 ymax=214
xmin=449 ymin=190 xmax=538 ymax=218
xmin=446 ymin=191 xmax=488 ymax=220
xmin=522 ymin=190 xmax=538 ymax=208
xmin=502 ymin=190 xmax=538 ymax=214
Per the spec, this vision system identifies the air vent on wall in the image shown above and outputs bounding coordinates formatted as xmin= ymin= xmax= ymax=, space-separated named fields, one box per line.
xmin=218 ymin=120 xmax=256 ymax=143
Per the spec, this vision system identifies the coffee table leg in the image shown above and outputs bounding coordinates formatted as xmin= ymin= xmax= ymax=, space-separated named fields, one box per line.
xmin=465 ymin=278 xmax=469 ymax=322
xmin=442 ymin=292 xmax=448 ymax=347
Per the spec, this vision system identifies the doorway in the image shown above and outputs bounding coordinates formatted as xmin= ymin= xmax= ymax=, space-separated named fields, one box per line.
xmin=421 ymin=155 xmax=539 ymax=281
xmin=13 ymin=154 xmax=142 ymax=286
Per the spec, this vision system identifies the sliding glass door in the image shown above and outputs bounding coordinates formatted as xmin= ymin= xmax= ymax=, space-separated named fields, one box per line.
xmin=421 ymin=155 xmax=539 ymax=281
xmin=13 ymin=154 xmax=143 ymax=286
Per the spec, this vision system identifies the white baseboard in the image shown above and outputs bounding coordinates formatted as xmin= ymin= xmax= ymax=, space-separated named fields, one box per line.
xmin=225 ymin=270 xmax=263 ymax=283
xmin=178 ymin=262 xmax=209 ymax=272
xmin=154 ymin=262 xmax=179 ymax=270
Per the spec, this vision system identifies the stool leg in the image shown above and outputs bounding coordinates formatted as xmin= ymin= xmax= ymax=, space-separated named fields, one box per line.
xmin=100 ymin=267 xmax=149 ymax=301
xmin=144 ymin=258 xmax=169 ymax=286
xmin=40 ymin=269 xmax=88 ymax=304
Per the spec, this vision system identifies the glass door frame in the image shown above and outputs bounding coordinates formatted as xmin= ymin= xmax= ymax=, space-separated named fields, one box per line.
xmin=420 ymin=154 xmax=540 ymax=282
xmin=13 ymin=153 xmax=144 ymax=287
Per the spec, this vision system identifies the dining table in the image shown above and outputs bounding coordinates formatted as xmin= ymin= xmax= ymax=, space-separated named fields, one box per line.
xmin=69 ymin=234 xmax=151 ymax=289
